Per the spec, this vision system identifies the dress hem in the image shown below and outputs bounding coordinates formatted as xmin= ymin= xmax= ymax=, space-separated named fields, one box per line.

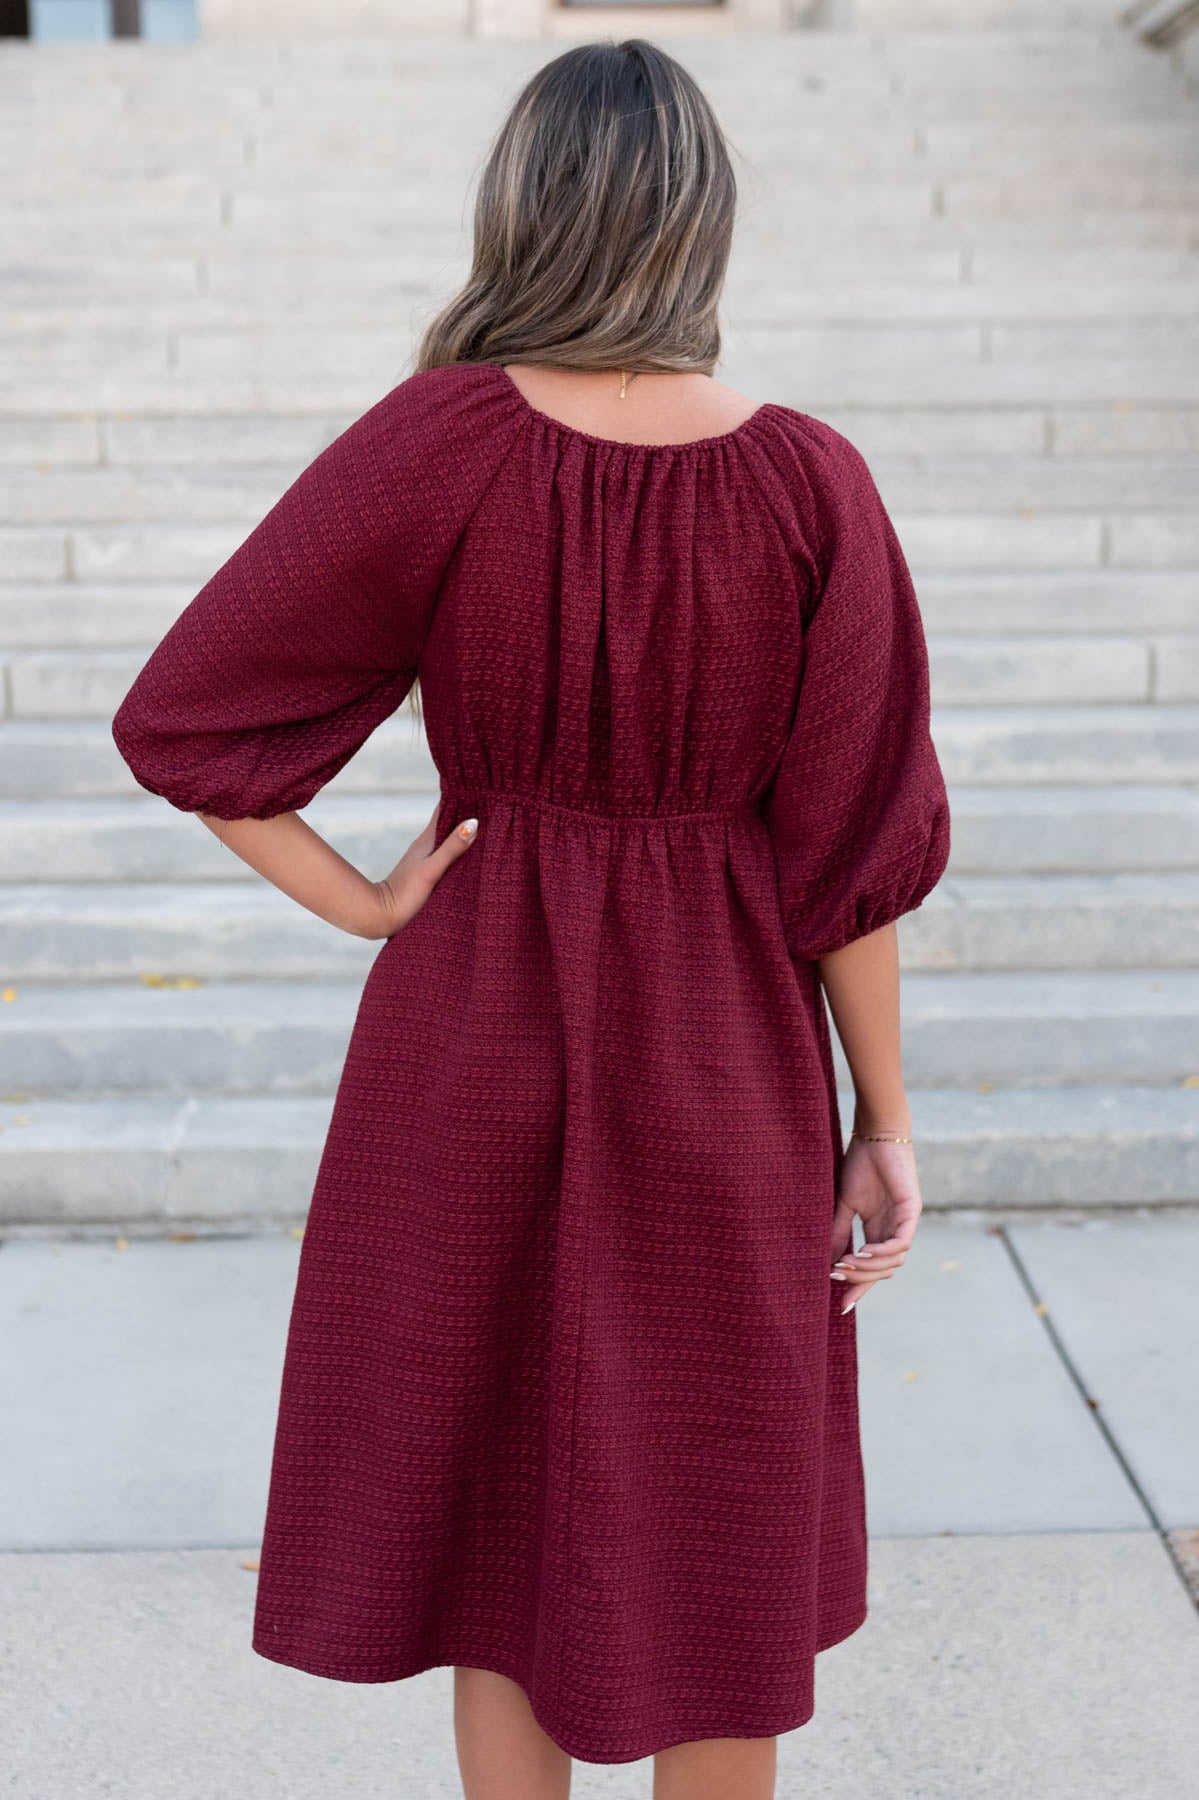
xmin=249 ymin=1602 xmax=870 ymax=1766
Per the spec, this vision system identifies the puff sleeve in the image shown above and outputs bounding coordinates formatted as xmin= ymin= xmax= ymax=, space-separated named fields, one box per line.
xmin=761 ymin=422 xmax=951 ymax=964
xmin=110 ymin=364 xmax=520 ymax=821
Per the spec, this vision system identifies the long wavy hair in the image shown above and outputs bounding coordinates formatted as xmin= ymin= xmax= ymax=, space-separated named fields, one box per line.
xmin=403 ymin=37 xmax=740 ymax=726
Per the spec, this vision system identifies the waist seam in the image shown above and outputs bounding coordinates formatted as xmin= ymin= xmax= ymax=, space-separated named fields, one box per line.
xmin=438 ymin=785 xmax=762 ymax=827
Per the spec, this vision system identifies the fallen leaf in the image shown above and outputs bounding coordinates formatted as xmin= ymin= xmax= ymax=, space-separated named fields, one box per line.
xmin=114 ymin=1237 xmax=129 ymax=1252
xmin=1033 ymin=1301 xmax=1048 ymax=1316
xmin=938 ymin=1260 xmax=961 ymax=1272
xmin=168 ymin=1232 xmax=197 ymax=1242
xmin=976 ymin=1081 xmax=992 ymax=1093
xmin=1 ymin=989 xmax=16 ymax=1003
xmin=288 ymin=1225 xmax=305 ymax=1238
xmin=1183 ymin=1075 xmax=1199 ymax=1089
xmin=239 ymin=1558 xmax=260 ymax=1573
xmin=10 ymin=1115 xmax=32 ymax=1126
xmin=902 ymin=1369 xmax=923 ymax=1383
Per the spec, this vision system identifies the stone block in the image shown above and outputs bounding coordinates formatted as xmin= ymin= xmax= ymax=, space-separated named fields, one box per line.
xmin=1153 ymin=637 xmax=1199 ymax=702
xmin=928 ymin=633 xmax=1149 ymax=704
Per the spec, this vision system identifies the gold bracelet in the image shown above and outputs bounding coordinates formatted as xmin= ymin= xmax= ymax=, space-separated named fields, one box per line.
xmin=850 ymin=1129 xmax=913 ymax=1144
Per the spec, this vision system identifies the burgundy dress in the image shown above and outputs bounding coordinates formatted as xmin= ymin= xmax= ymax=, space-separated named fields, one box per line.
xmin=111 ymin=360 xmax=950 ymax=1765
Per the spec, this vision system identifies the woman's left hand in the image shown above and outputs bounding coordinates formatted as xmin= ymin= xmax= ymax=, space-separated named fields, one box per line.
xmin=194 ymin=800 xmax=480 ymax=942
xmin=829 ymin=1135 xmax=923 ymax=1315
xmin=367 ymin=803 xmax=479 ymax=939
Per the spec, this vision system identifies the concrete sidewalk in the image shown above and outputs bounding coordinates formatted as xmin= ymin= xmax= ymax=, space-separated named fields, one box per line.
xmin=1 ymin=1213 xmax=1196 ymax=1797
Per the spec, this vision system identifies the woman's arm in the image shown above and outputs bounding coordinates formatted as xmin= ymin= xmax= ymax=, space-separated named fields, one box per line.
xmin=817 ymin=921 xmax=923 ymax=1316
xmin=818 ymin=922 xmax=911 ymax=1137
xmin=197 ymin=803 xmax=479 ymax=940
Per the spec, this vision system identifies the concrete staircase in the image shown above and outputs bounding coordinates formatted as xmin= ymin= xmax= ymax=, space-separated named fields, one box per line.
xmin=1 ymin=27 xmax=1197 ymax=1225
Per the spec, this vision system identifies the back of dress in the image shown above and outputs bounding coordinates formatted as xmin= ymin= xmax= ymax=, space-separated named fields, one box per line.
xmin=111 ymin=360 xmax=950 ymax=1767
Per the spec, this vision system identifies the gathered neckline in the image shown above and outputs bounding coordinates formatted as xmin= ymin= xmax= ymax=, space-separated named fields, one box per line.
xmin=489 ymin=363 xmax=772 ymax=455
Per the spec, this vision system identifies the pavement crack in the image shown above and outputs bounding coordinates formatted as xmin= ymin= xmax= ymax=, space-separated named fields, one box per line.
xmin=996 ymin=1224 xmax=1199 ymax=1618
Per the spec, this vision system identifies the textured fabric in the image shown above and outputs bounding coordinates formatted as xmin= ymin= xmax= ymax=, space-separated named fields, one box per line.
xmin=111 ymin=360 xmax=951 ymax=1765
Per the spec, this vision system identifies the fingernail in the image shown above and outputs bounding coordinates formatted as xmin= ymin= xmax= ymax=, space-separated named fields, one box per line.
xmin=833 ymin=1260 xmax=852 ymax=1269
xmin=457 ymin=818 xmax=478 ymax=840
xmin=842 ymin=1296 xmax=859 ymax=1314
xmin=855 ymin=1248 xmax=873 ymax=1258
xmin=830 ymin=1271 xmax=848 ymax=1281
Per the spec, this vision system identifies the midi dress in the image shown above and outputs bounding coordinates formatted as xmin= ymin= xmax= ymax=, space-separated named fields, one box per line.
xmin=110 ymin=358 xmax=951 ymax=1766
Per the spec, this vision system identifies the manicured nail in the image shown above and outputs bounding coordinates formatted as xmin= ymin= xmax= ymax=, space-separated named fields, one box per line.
xmin=842 ymin=1296 xmax=859 ymax=1314
xmin=854 ymin=1248 xmax=873 ymax=1258
xmin=830 ymin=1271 xmax=848 ymax=1281
xmin=457 ymin=818 xmax=478 ymax=840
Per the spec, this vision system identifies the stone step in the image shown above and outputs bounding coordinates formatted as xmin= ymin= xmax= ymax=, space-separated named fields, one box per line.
xmin=8 ymin=121 xmax=1195 ymax=177
xmin=929 ymin=705 xmax=1199 ymax=784
xmin=915 ymin=572 xmax=1197 ymax=635
xmin=739 ymin=343 xmax=1199 ymax=410
xmin=16 ymin=117 xmax=1197 ymax=186
xmin=0 ymin=980 xmax=362 ymax=1099
xmin=13 ymin=217 xmax=1188 ymax=276
xmin=0 ymin=585 xmax=194 ymax=650
xmin=8 ymin=202 xmax=1198 ymax=264
xmin=8 ymin=243 xmax=1199 ymax=303
xmin=0 ymin=466 xmax=296 ymax=527
xmin=936 ymin=786 xmax=1199 ymax=872
xmin=3 ymin=708 xmax=1198 ymax=802
xmin=11 ymin=243 xmax=1196 ymax=318
xmin=927 ymin=873 xmax=1199 ymax=969
xmin=0 ymin=794 xmax=442 ymax=882
xmin=4 ymin=570 xmax=1194 ymax=653
xmin=10 ymin=635 xmax=1198 ymax=718
xmin=23 ymin=505 xmax=1199 ymax=588
xmin=7 ymin=340 xmax=1199 ymax=414
xmin=918 ymin=117 xmax=1199 ymax=165
xmin=4 ymin=404 xmax=1197 ymax=467
xmin=2 ymin=1083 xmax=1195 ymax=1226
xmin=0 ymin=40 xmax=1181 ymax=117
xmin=0 ymin=787 xmax=1195 ymax=883
xmin=8 ymin=278 xmax=1199 ymax=335
xmin=12 ymin=182 xmax=1199 ymax=248
xmin=0 ymin=874 xmax=1196 ymax=979
xmin=930 ymin=637 xmax=1148 ymax=706
xmin=4 ymin=453 xmax=1199 ymax=525
xmin=0 ymin=27 xmax=1164 ymax=68
xmin=875 ymin=458 xmax=1199 ymax=513
xmin=1 ymin=970 xmax=1193 ymax=1101
xmin=0 ymin=717 xmax=437 ymax=800
xmin=867 ymin=969 xmax=1199 ymax=1090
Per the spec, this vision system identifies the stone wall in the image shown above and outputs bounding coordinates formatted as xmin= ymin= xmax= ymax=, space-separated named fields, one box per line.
xmin=196 ymin=1 xmax=815 ymax=39
xmin=198 ymin=0 xmax=473 ymax=36
xmin=846 ymin=1 xmax=1122 ymax=26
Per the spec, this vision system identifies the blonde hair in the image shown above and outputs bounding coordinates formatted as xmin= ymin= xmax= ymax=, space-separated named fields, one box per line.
xmin=404 ymin=36 xmax=739 ymax=728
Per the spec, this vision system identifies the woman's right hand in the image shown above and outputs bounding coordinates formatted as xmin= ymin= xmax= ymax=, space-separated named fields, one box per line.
xmin=829 ymin=1133 xmax=923 ymax=1315
xmin=364 ymin=804 xmax=479 ymax=939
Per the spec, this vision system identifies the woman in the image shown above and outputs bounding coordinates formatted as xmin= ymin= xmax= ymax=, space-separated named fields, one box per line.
xmin=111 ymin=36 xmax=949 ymax=1800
